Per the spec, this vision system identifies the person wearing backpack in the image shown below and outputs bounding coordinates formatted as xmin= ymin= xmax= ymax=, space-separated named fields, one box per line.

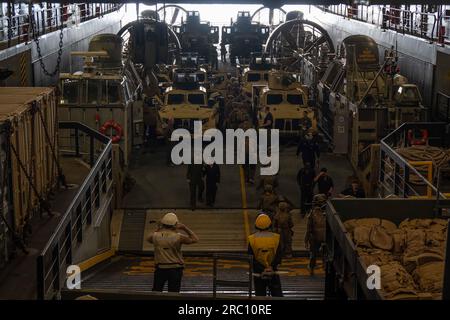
xmin=273 ymin=201 xmax=294 ymax=258
xmin=305 ymin=194 xmax=327 ymax=276
xmin=257 ymin=184 xmax=278 ymax=219
xmin=248 ymin=214 xmax=283 ymax=297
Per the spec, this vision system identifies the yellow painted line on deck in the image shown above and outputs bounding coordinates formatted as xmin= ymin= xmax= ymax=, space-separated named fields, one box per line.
xmin=78 ymin=249 xmax=115 ymax=272
xmin=239 ymin=166 xmax=250 ymax=243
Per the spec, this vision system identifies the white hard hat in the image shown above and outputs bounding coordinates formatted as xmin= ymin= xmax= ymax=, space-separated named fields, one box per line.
xmin=161 ymin=212 xmax=178 ymax=226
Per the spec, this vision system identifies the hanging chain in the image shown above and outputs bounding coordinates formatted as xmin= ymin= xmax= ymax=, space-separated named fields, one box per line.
xmin=30 ymin=6 xmax=64 ymax=77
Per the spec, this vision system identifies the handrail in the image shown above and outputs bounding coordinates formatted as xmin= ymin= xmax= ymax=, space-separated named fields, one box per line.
xmin=59 ymin=121 xmax=110 ymax=144
xmin=316 ymin=5 xmax=445 ymax=46
xmin=37 ymin=121 xmax=113 ymax=300
xmin=358 ymin=144 xmax=373 ymax=169
xmin=379 ymin=122 xmax=448 ymax=198
xmin=0 ymin=3 xmax=122 ymax=48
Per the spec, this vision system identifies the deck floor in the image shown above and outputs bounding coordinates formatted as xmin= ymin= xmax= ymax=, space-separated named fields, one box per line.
xmin=80 ymin=256 xmax=325 ymax=299
xmin=124 ymin=146 xmax=353 ymax=210
xmin=118 ymin=145 xmax=354 ymax=254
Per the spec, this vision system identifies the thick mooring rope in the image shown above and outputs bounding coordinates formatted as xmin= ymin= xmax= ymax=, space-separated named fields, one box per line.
xmin=395 ymin=145 xmax=450 ymax=185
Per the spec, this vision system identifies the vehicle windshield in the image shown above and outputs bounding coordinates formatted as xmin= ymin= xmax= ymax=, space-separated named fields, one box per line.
xmin=188 ymin=93 xmax=206 ymax=105
xmin=168 ymin=94 xmax=184 ymax=104
xmin=287 ymin=94 xmax=304 ymax=105
xmin=61 ymin=79 xmax=79 ymax=104
xmin=85 ymin=79 xmax=100 ymax=104
xmin=266 ymin=94 xmax=283 ymax=105
xmin=246 ymin=73 xmax=261 ymax=82
xmin=107 ymin=81 xmax=121 ymax=104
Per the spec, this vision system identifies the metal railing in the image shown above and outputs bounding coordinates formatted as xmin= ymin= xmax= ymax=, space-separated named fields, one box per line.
xmin=379 ymin=122 xmax=449 ymax=198
xmin=212 ymin=253 xmax=253 ymax=298
xmin=0 ymin=3 xmax=122 ymax=48
xmin=316 ymin=5 xmax=447 ymax=46
xmin=358 ymin=144 xmax=373 ymax=170
xmin=36 ymin=121 xmax=113 ymax=300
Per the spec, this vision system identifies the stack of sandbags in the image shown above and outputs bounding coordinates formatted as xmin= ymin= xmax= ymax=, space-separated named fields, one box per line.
xmin=380 ymin=262 xmax=419 ymax=300
xmin=345 ymin=218 xmax=397 ymax=251
xmin=344 ymin=217 xmax=448 ymax=300
xmin=399 ymin=219 xmax=446 ymax=271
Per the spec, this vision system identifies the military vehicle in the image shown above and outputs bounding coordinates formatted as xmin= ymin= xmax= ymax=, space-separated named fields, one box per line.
xmin=175 ymin=52 xmax=209 ymax=88
xmin=255 ymin=70 xmax=315 ymax=136
xmin=117 ymin=13 xmax=181 ymax=73
xmin=158 ymin=69 xmax=218 ymax=133
xmin=316 ymin=35 xmax=426 ymax=195
xmin=241 ymin=54 xmax=273 ymax=96
xmin=59 ymin=16 xmax=180 ymax=165
xmin=172 ymin=11 xmax=219 ymax=67
xmin=59 ymin=34 xmax=143 ymax=166
xmin=140 ymin=9 xmax=160 ymax=20
xmin=221 ymin=11 xmax=270 ymax=65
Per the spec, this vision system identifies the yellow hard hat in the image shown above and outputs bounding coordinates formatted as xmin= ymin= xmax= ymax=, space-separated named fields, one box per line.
xmin=255 ymin=214 xmax=271 ymax=230
xmin=161 ymin=212 xmax=178 ymax=226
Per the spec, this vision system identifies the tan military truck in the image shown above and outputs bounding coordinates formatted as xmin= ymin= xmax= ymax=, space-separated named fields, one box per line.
xmin=256 ymin=70 xmax=315 ymax=136
xmin=59 ymin=34 xmax=144 ymax=166
xmin=241 ymin=55 xmax=272 ymax=96
xmin=158 ymin=70 xmax=218 ymax=132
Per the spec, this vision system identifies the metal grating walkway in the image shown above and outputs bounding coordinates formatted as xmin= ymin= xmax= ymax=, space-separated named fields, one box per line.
xmin=81 ymin=256 xmax=325 ymax=299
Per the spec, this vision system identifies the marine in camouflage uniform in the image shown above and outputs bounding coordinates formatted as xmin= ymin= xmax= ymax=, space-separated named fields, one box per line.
xmin=305 ymin=193 xmax=328 ymax=275
xmin=257 ymin=174 xmax=279 ymax=192
xmin=299 ymin=111 xmax=312 ymax=136
xmin=273 ymin=201 xmax=294 ymax=258
xmin=257 ymin=184 xmax=278 ymax=219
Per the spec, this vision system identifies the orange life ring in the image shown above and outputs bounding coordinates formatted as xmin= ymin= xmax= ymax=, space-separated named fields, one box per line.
xmin=407 ymin=129 xmax=428 ymax=146
xmin=100 ymin=120 xmax=123 ymax=143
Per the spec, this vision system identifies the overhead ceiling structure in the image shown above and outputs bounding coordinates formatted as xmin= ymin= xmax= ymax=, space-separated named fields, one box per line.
xmin=34 ymin=1 xmax=450 ymax=5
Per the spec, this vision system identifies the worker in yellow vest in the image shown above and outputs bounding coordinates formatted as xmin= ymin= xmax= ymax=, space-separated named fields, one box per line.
xmin=247 ymin=213 xmax=283 ymax=297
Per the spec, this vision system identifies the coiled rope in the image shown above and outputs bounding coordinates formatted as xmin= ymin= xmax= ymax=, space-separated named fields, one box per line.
xmin=396 ymin=145 xmax=450 ymax=185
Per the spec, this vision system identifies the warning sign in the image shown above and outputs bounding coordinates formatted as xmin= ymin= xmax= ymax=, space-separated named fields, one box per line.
xmin=357 ymin=47 xmax=378 ymax=64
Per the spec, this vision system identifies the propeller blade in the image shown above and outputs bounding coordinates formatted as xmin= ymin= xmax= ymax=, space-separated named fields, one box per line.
xmin=171 ymin=8 xmax=180 ymax=25
xmin=269 ymin=8 xmax=274 ymax=26
xmin=281 ymin=29 xmax=298 ymax=51
xmin=303 ymin=35 xmax=327 ymax=54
